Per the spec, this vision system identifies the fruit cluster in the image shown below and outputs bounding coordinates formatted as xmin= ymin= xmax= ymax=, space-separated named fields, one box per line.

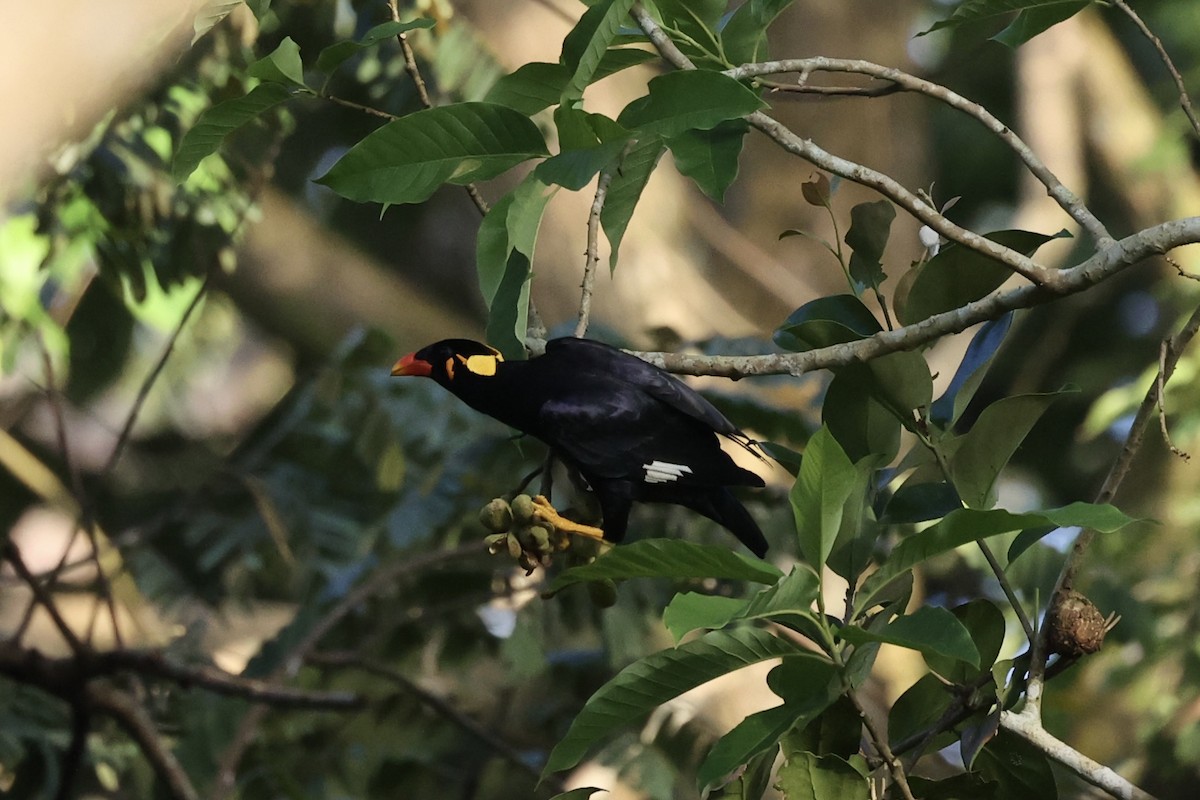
xmin=479 ymin=494 xmax=571 ymax=572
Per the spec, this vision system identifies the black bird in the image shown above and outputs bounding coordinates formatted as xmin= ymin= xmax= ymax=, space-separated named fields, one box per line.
xmin=392 ymin=337 xmax=768 ymax=557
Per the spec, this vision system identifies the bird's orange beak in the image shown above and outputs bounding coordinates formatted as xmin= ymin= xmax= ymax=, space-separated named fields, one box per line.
xmin=391 ymin=352 xmax=432 ymax=377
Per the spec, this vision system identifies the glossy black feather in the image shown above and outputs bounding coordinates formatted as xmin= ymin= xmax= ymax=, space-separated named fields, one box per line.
xmin=399 ymin=338 xmax=768 ymax=556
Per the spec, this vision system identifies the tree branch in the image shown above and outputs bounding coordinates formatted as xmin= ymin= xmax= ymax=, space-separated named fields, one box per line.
xmin=629 ymin=4 xmax=1069 ymax=287
xmin=1111 ymin=0 xmax=1200 ymax=141
xmin=726 ymin=58 xmax=1114 ymax=248
xmin=1001 ymin=710 xmax=1155 ymax=800
xmin=623 ymin=218 xmax=1200 ymax=378
xmin=849 ymin=689 xmax=916 ymax=800
xmin=86 ymin=683 xmax=200 ymax=800
xmin=1026 ymin=300 xmax=1200 ymax=713
xmin=211 ymin=543 xmax=486 ymax=797
xmin=575 ymin=146 xmax=628 ymax=338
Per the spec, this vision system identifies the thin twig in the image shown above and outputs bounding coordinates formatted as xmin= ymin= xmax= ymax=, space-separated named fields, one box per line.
xmin=309 ymin=651 xmax=562 ymax=790
xmin=54 ymin=701 xmax=90 ymax=800
xmin=849 ymin=689 xmax=917 ymax=800
xmin=759 ymin=79 xmax=903 ymax=98
xmin=1156 ymin=340 xmax=1190 ymax=460
xmin=87 ymin=683 xmax=200 ymax=800
xmin=325 ymin=94 xmax=397 ymax=120
xmin=977 ymin=540 xmax=1036 ymax=640
xmin=102 ymin=275 xmax=209 ymax=478
xmin=575 ymin=149 xmax=628 ymax=338
xmin=725 ymin=58 xmax=1114 ymax=249
xmin=1111 ymin=0 xmax=1200 ymax=140
xmin=2 ymin=543 xmax=85 ymax=655
xmin=630 ymin=5 xmax=1099 ymax=279
xmin=211 ymin=543 xmax=485 ymax=797
xmin=1027 ymin=302 xmax=1200 ymax=716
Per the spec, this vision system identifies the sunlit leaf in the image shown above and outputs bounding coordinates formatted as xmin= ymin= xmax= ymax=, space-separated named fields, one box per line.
xmin=173 ymin=82 xmax=296 ymax=181
xmin=949 ymin=389 xmax=1070 ymax=508
xmin=790 ymin=426 xmax=857 ymax=570
xmin=698 ymin=655 xmax=839 ymax=790
xmin=777 ymin=752 xmax=870 ymax=800
xmin=317 ymin=103 xmax=549 ymax=205
xmin=315 ymin=19 xmax=435 ymax=76
xmin=617 ymin=71 xmax=766 ymax=139
xmin=600 ymin=137 xmax=664 ymax=271
xmin=247 ymin=37 xmax=307 ymax=87
xmin=547 ymin=539 xmax=783 ymax=593
xmin=842 ymin=605 xmax=979 ymax=667
xmin=560 ymin=0 xmax=638 ymax=103
xmin=774 ymin=295 xmax=881 ymax=352
xmin=667 ymin=119 xmax=749 ymax=201
xmin=542 ymin=627 xmax=805 ymax=776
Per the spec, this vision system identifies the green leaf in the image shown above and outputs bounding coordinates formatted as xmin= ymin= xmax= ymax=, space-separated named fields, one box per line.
xmin=549 ymin=789 xmax=605 ymax=800
xmin=192 ymin=0 xmax=243 ymax=45
xmin=173 ymin=82 xmax=295 ymax=181
xmin=546 ymin=539 xmax=783 ymax=594
xmin=898 ymin=229 xmax=1071 ymax=325
xmin=844 ymin=200 xmax=895 ymax=293
xmin=560 ymin=0 xmax=638 ymax=103
xmin=667 ymin=119 xmax=749 ymax=201
xmin=777 ymin=753 xmax=871 ymax=800
xmin=600 ymin=137 xmax=664 ymax=271
xmin=535 ymin=108 xmax=630 ymax=190
xmin=918 ymin=0 xmax=1095 ymax=39
xmin=617 ymin=71 xmax=767 ymax=139
xmin=993 ymin=1 xmax=1091 ymax=46
xmin=949 ymin=389 xmax=1069 ymax=508
xmin=1007 ymin=500 xmax=1139 ymax=562
xmin=930 ymin=313 xmax=1013 ymax=427
xmin=484 ymin=62 xmax=569 ymax=115
xmin=823 ymin=366 xmax=901 ymax=464
xmin=314 ymin=19 xmax=435 ymax=75
xmin=888 ymin=673 xmax=954 ymax=747
xmin=247 ymin=37 xmax=307 ymax=87
xmin=840 ymin=605 xmax=979 ymax=666
xmin=909 ymin=773 xmax=1000 ymax=800
xmin=721 ymin=0 xmax=796 ymax=64
xmin=484 ymin=49 xmax=656 ymax=115
xmin=484 ymin=251 xmax=532 ymax=360
xmin=924 ymin=599 xmax=1006 ymax=683
xmin=481 ymin=175 xmax=555 ymax=358
xmin=976 ymin=732 xmax=1058 ymax=800
xmin=541 ymin=627 xmax=806 ymax=777
xmin=774 ymin=295 xmax=881 ymax=352
xmin=857 ymin=504 xmax=1137 ymax=613
xmin=663 ymin=593 xmax=747 ymax=644
xmin=317 ymin=102 xmax=549 ymax=205
xmin=790 ymin=426 xmax=857 ymax=570
xmin=881 ymin=480 xmax=961 ymax=523
xmin=663 ymin=572 xmax=823 ymax=644
xmin=698 ymin=655 xmax=839 ymax=790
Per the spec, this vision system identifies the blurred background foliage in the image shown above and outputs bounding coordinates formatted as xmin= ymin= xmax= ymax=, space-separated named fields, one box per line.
xmin=0 ymin=0 xmax=1199 ymax=798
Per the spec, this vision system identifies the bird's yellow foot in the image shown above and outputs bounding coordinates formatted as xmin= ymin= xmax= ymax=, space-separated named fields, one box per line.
xmin=531 ymin=495 xmax=606 ymax=543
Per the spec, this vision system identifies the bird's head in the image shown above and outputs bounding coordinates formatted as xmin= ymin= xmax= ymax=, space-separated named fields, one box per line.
xmin=392 ymin=339 xmax=505 ymax=385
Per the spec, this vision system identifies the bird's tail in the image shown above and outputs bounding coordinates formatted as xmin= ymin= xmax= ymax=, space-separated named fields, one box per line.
xmin=653 ymin=486 xmax=768 ymax=558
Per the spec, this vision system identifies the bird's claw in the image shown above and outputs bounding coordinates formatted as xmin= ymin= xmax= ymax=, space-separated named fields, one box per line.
xmin=531 ymin=495 xmax=607 ymax=543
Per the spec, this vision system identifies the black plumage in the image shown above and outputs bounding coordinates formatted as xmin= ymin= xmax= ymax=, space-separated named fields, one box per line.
xmin=392 ymin=337 xmax=768 ymax=557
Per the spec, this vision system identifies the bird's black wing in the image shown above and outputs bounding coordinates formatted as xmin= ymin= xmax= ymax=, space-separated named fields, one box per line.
xmin=536 ymin=379 xmax=762 ymax=489
xmin=543 ymin=338 xmax=763 ymax=457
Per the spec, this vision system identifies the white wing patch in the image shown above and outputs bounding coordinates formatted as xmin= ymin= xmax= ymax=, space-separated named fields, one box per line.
xmin=642 ymin=460 xmax=693 ymax=484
